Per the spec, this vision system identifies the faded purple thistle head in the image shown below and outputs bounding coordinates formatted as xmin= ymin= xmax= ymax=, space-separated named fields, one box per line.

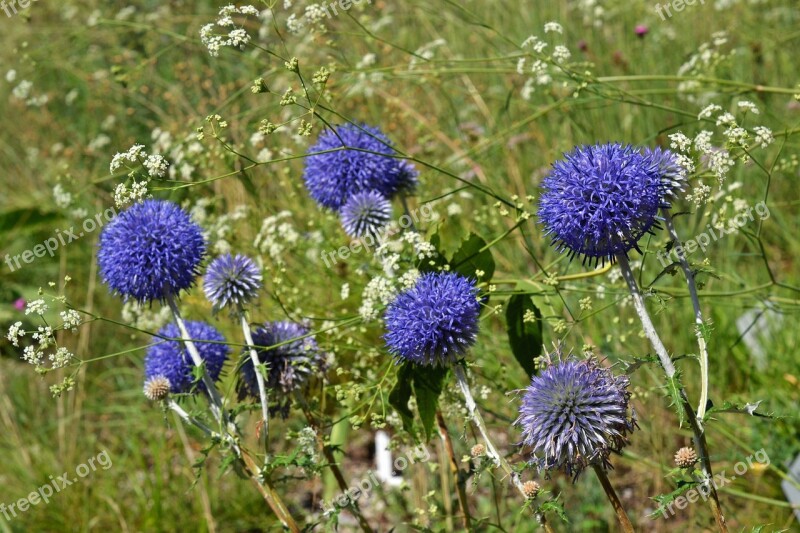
xmin=238 ymin=321 xmax=328 ymax=415
xmin=537 ymin=143 xmax=684 ymax=265
xmin=516 ymin=355 xmax=637 ymax=480
xmin=203 ymin=253 xmax=262 ymax=311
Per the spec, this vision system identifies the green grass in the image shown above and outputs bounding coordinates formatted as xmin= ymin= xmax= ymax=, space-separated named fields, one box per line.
xmin=1 ymin=0 xmax=799 ymax=531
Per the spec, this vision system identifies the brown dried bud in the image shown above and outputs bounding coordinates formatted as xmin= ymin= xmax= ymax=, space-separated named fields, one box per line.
xmin=674 ymin=446 xmax=698 ymax=468
xmin=470 ymin=444 xmax=486 ymax=458
xmin=522 ymin=480 xmax=541 ymax=499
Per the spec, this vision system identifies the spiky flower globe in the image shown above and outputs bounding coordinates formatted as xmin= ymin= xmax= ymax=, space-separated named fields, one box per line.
xmin=384 ymin=272 xmax=481 ymax=367
xmin=98 ymin=199 xmax=206 ymax=303
xmin=516 ymin=355 xmax=637 ymax=479
xmin=303 ymin=123 xmax=418 ymax=211
xmin=143 ymin=375 xmax=171 ymax=401
xmin=538 ymin=143 xmax=684 ymax=265
xmin=238 ymin=321 xmax=328 ymax=412
xmin=204 ymin=253 xmax=262 ymax=311
xmin=340 ymin=190 xmax=392 ymax=238
xmin=144 ymin=321 xmax=228 ymax=394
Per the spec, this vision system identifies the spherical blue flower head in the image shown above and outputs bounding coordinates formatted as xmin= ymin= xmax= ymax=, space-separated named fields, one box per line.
xmin=238 ymin=321 xmax=328 ymax=408
xmin=303 ymin=123 xmax=418 ymax=210
xmin=144 ymin=321 xmax=229 ymax=395
xmin=340 ymin=190 xmax=392 ymax=238
xmin=538 ymin=143 xmax=674 ymax=265
xmin=204 ymin=254 xmax=262 ymax=311
xmin=384 ymin=272 xmax=481 ymax=366
xmin=98 ymin=199 xmax=206 ymax=303
xmin=515 ymin=356 xmax=637 ymax=480
xmin=642 ymin=146 xmax=686 ymax=202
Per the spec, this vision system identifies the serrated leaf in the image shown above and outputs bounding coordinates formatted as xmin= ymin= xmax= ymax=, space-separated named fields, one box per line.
xmin=665 ymin=372 xmax=686 ymax=427
xmin=450 ymin=233 xmax=495 ymax=281
xmin=649 ymin=479 xmax=700 ymax=519
xmin=388 ymin=363 xmax=415 ymax=436
xmin=704 ymin=399 xmax=770 ymax=420
xmin=505 ymin=294 xmax=542 ymax=378
xmin=412 ymin=365 xmax=449 ymax=441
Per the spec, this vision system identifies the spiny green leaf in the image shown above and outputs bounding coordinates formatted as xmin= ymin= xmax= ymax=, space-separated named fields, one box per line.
xmin=664 ymin=371 xmax=686 ymax=427
xmin=704 ymin=399 xmax=771 ymax=420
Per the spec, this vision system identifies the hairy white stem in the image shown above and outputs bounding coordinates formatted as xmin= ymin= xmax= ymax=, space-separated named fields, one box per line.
xmin=662 ymin=210 xmax=710 ymax=421
xmin=165 ymin=294 xmax=225 ymax=423
xmin=616 ymin=254 xmax=727 ymax=530
xmin=240 ymin=310 xmax=271 ymax=443
xmin=454 ymin=365 xmax=524 ymax=494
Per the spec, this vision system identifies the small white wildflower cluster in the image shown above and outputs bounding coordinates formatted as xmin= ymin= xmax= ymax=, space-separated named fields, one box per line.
xmin=110 ymin=144 xmax=170 ymax=207
xmin=9 ymin=78 xmax=49 ymax=107
xmin=669 ymin=99 xmax=775 ymax=204
xmin=568 ymin=0 xmax=605 ymax=28
xmin=10 ymin=304 xmax=77 ymax=371
xmin=200 ymin=5 xmax=261 ymax=56
xmin=254 ymin=210 xmax=301 ymax=261
xmin=121 ymin=301 xmax=172 ymax=332
xmin=519 ymin=23 xmax=573 ymax=100
xmin=286 ymin=3 xmax=333 ymax=35
xmin=151 ymin=128 xmax=205 ymax=181
xmin=677 ymin=32 xmax=731 ymax=102
xmin=52 ymin=183 xmax=73 ymax=209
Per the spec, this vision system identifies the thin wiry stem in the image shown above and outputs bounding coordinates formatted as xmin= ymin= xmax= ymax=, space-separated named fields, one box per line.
xmin=240 ymin=310 xmax=271 ymax=445
xmin=617 ymin=254 xmax=727 ymax=532
xmin=662 ymin=210 xmax=710 ymax=421
xmin=454 ymin=365 xmax=554 ymax=532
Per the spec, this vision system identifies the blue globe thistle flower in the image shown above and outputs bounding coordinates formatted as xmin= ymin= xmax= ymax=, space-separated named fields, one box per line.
xmin=204 ymin=254 xmax=262 ymax=311
xmin=642 ymin=146 xmax=685 ymax=198
xmin=384 ymin=272 xmax=481 ymax=366
xmin=303 ymin=123 xmax=418 ymax=211
xmin=516 ymin=355 xmax=637 ymax=480
xmin=538 ymin=143 xmax=683 ymax=265
xmin=144 ymin=321 xmax=229 ymax=395
xmin=98 ymin=199 xmax=206 ymax=303
xmin=340 ymin=190 xmax=392 ymax=238
xmin=238 ymin=321 xmax=328 ymax=413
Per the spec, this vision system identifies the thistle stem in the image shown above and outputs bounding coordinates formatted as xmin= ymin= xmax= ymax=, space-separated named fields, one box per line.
xmin=165 ymin=294 xmax=225 ymax=423
xmin=662 ymin=210 xmax=710 ymax=421
xmin=240 ymin=309 xmax=271 ymax=445
xmin=592 ymin=465 xmax=635 ymax=533
xmin=616 ymin=253 xmax=727 ymax=532
xmin=453 ymin=364 xmax=554 ymax=532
